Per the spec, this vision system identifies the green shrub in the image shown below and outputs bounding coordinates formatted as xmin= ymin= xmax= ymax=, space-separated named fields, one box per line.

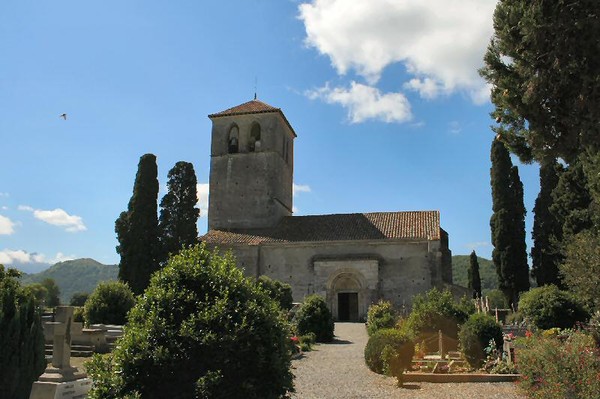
xmin=86 ymin=244 xmax=294 ymax=399
xmin=364 ymin=328 xmax=414 ymax=381
xmin=458 ymin=313 xmax=503 ymax=368
xmin=504 ymin=311 xmax=523 ymax=325
xmin=84 ymin=281 xmax=135 ymax=325
xmin=296 ymin=295 xmax=334 ymax=342
xmin=0 ymin=266 xmax=46 ymax=399
xmin=518 ymin=285 xmax=589 ymax=330
xmin=485 ymin=288 xmax=508 ymax=309
xmin=70 ymin=292 xmax=89 ymax=307
xmin=257 ymin=275 xmax=294 ymax=311
xmin=366 ymin=300 xmax=396 ymax=336
xmin=402 ymin=288 xmax=471 ymax=350
xmin=73 ymin=306 xmax=85 ymax=323
xmin=517 ymin=330 xmax=600 ymax=399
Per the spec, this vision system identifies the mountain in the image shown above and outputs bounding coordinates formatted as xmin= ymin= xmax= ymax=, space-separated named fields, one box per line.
xmin=19 ymin=258 xmax=118 ymax=304
xmin=452 ymin=255 xmax=498 ymax=292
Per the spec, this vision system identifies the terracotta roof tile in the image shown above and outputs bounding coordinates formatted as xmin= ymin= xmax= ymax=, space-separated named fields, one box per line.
xmin=201 ymin=211 xmax=441 ymax=245
xmin=208 ymin=99 xmax=297 ymax=137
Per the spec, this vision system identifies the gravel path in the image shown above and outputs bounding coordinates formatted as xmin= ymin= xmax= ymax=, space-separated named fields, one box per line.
xmin=291 ymin=323 xmax=526 ymax=399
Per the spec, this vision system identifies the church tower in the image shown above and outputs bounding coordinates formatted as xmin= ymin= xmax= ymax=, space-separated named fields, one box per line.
xmin=207 ymin=99 xmax=296 ymax=231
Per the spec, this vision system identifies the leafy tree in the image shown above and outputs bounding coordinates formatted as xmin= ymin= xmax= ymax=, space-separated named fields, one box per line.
xmin=116 ymin=154 xmax=160 ymax=295
xmin=84 ymin=281 xmax=135 ymax=325
xmin=0 ymin=265 xmax=46 ymax=399
xmin=490 ymin=139 xmax=529 ymax=307
xmin=561 ymin=230 xmax=600 ymax=312
xmin=69 ymin=292 xmax=89 ymax=307
xmin=480 ymin=0 xmax=600 ymax=164
xmin=519 ymin=285 xmax=589 ymax=330
xmin=158 ymin=161 xmax=200 ymax=264
xmin=468 ymin=251 xmax=482 ymax=298
xmin=485 ymin=289 xmax=508 ymax=309
xmin=22 ymin=283 xmax=48 ymax=306
xmin=256 ymin=275 xmax=294 ymax=311
xmin=366 ymin=300 xmax=396 ymax=336
xmin=531 ymin=160 xmax=564 ymax=286
xmin=41 ymin=277 xmax=60 ymax=307
xmin=296 ymin=294 xmax=334 ymax=342
xmin=86 ymin=245 xmax=294 ymax=399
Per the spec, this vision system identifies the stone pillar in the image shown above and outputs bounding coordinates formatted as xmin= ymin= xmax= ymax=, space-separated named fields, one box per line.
xmin=29 ymin=306 xmax=91 ymax=399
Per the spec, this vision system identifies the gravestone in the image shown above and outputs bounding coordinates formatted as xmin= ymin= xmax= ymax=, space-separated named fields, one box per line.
xmin=29 ymin=306 xmax=92 ymax=399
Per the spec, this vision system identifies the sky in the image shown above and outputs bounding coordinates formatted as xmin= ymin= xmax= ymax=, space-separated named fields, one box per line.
xmin=0 ymin=0 xmax=540 ymax=273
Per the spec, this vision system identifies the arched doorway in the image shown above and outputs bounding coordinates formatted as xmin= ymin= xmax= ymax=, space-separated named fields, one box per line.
xmin=330 ymin=272 xmax=362 ymax=322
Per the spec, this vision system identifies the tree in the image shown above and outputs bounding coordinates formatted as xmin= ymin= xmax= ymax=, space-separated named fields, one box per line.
xmin=40 ymin=278 xmax=60 ymax=307
xmin=256 ymin=275 xmax=294 ymax=311
xmin=84 ymin=281 xmax=135 ymax=325
xmin=69 ymin=292 xmax=89 ymax=307
xmin=86 ymin=245 xmax=294 ymax=399
xmin=0 ymin=265 xmax=46 ymax=399
xmin=518 ymin=285 xmax=589 ymax=329
xmin=561 ymin=230 xmax=600 ymax=312
xmin=468 ymin=250 xmax=482 ymax=298
xmin=531 ymin=160 xmax=564 ymax=286
xmin=116 ymin=154 xmax=160 ymax=295
xmin=158 ymin=161 xmax=200 ymax=264
xmin=490 ymin=139 xmax=529 ymax=307
xmin=296 ymin=295 xmax=334 ymax=342
xmin=480 ymin=0 xmax=600 ymax=164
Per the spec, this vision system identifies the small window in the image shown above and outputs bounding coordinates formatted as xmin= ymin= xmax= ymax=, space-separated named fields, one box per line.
xmin=228 ymin=125 xmax=239 ymax=154
xmin=249 ymin=123 xmax=261 ymax=152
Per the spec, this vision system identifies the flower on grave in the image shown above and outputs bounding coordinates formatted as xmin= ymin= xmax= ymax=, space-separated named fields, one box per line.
xmin=525 ymin=330 xmax=533 ymax=338
xmin=290 ymin=336 xmax=299 ymax=344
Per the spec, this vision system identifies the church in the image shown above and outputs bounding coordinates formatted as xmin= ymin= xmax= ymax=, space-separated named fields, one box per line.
xmin=201 ymin=99 xmax=462 ymax=321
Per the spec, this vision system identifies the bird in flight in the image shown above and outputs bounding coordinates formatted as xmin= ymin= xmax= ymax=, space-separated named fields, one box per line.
xmin=59 ymin=113 xmax=67 ymax=120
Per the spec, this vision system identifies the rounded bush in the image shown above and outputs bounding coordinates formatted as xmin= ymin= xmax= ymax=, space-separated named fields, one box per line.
xmin=257 ymin=275 xmax=294 ymax=311
xmin=86 ymin=245 xmax=294 ymax=399
xmin=366 ymin=300 xmax=396 ymax=336
xmin=364 ymin=328 xmax=414 ymax=375
xmin=458 ymin=313 xmax=503 ymax=368
xmin=296 ymin=295 xmax=334 ymax=342
xmin=518 ymin=285 xmax=589 ymax=330
xmin=84 ymin=281 xmax=135 ymax=325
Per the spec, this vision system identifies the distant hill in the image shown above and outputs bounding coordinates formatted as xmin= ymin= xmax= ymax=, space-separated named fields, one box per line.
xmin=452 ymin=255 xmax=498 ymax=292
xmin=19 ymin=258 xmax=118 ymax=304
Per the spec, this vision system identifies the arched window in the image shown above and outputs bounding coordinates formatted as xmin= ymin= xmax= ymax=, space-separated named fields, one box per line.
xmin=228 ymin=125 xmax=239 ymax=154
xmin=248 ymin=123 xmax=261 ymax=152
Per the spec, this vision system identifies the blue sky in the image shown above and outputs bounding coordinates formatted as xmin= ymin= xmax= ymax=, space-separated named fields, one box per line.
xmin=0 ymin=0 xmax=539 ymax=272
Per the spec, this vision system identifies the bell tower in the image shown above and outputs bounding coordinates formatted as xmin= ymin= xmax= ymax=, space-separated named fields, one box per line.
xmin=207 ymin=99 xmax=296 ymax=231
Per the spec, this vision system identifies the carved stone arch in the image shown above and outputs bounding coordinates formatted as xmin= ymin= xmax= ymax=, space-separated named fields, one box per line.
xmin=248 ymin=122 xmax=261 ymax=152
xmin=326 ymin=268 xmax=367 ymax=322
xmin=228 ymin=124 xmax=239 ymax=154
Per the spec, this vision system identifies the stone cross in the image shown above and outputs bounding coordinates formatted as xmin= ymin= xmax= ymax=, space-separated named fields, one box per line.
xmin=47 ymin=306 xmax=73 ymax=369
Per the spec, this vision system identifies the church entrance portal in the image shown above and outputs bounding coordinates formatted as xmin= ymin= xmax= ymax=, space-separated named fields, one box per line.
xmin=337 ymin=292 xmax=359 ymax=322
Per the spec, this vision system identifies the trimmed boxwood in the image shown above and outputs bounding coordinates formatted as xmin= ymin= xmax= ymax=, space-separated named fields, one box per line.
xmin=296 ymin=295 xmax=334 ymax=342
xmin=458 ymin=313 xmax=503 ymax=368
xmin=366 ymin=300 xmax=396 ymax=336
xmin=364 ymin=328 xmax=414 ymax=375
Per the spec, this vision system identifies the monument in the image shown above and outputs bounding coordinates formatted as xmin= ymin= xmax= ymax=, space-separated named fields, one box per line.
xmin=29 ymin=306 xmax=92 ymax=399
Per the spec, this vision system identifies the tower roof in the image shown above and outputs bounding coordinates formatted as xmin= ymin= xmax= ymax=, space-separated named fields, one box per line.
xmin=208 ymin=99 xmax=297 ymax=137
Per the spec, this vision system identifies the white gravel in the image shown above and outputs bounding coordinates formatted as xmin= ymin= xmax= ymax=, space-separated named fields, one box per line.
xmin=290 ymin=323 xmax=526 ymax=399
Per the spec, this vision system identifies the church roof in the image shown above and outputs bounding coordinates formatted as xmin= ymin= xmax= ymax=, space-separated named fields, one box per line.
xmin=201 ymin=211 xmax=441 ymax=245
xmin=208 ymin=99 xmax=297 ymax=137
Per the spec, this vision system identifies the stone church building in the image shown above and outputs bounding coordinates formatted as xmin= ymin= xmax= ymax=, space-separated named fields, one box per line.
xmin=201 ymin=99 xmax=460 ymax=321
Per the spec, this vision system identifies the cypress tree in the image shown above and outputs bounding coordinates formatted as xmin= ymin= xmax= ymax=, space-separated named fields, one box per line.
xmin=0 ymin=265 xmax=46 ymax=399
xmin=158 ymin=161 xmax=200 ymax=264
xmin=490 ymin=139 xmax=528 ymax=308
xmin=116 ymin=154 xmax=160 ymax=295
xmin=531 ymin=160 xmax=563 ymax=286
xmin=468 ymin=251 xmax=482 ymax=298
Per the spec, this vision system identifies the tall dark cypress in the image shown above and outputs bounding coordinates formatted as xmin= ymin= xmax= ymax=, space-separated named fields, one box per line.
xmin=510 ymin=166 xmax=530 ymax=295
xmin=116 ymin=154 xmax=160 ymax=295
xmin=531 ymin=160 xmax=563 ymax=286
xmin=468 ymin=250 xmax=482 ymax=298
xmin=490 ymin=139 xmax=528 ymax=308
xmin=158 ymin=161 xmax=200 ymax=264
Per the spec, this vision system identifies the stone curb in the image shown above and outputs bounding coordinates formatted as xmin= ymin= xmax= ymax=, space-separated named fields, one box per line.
xmin=403 ymin=373 xmax=521 ymax=383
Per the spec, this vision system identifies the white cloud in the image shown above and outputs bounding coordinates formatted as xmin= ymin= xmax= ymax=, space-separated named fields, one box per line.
xmin=0 ymin=192 xmax=8 ymax=197
xmin=307 ymin=81 xmax=411 ymax=123
xmin=196 ymin=184 xmax=209 ymax=218
xmin=448 ymin=121 xmax=462 ymax=135
xmin=0 ymin=249 xmax=75 ymax=266
xmin=0 ymin=215 xmax=16 ymax=235
xmin=299 ymin=0 xmax=497 ymax=102
xmin=19 ymin=205 xmax=87 ymax=232
xmin=293 ymin=184 xmax=312 ymax=195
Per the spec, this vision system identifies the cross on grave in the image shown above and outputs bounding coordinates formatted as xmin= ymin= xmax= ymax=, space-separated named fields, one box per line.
xmin=29 ymin=306 xmax=91 ymax=399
